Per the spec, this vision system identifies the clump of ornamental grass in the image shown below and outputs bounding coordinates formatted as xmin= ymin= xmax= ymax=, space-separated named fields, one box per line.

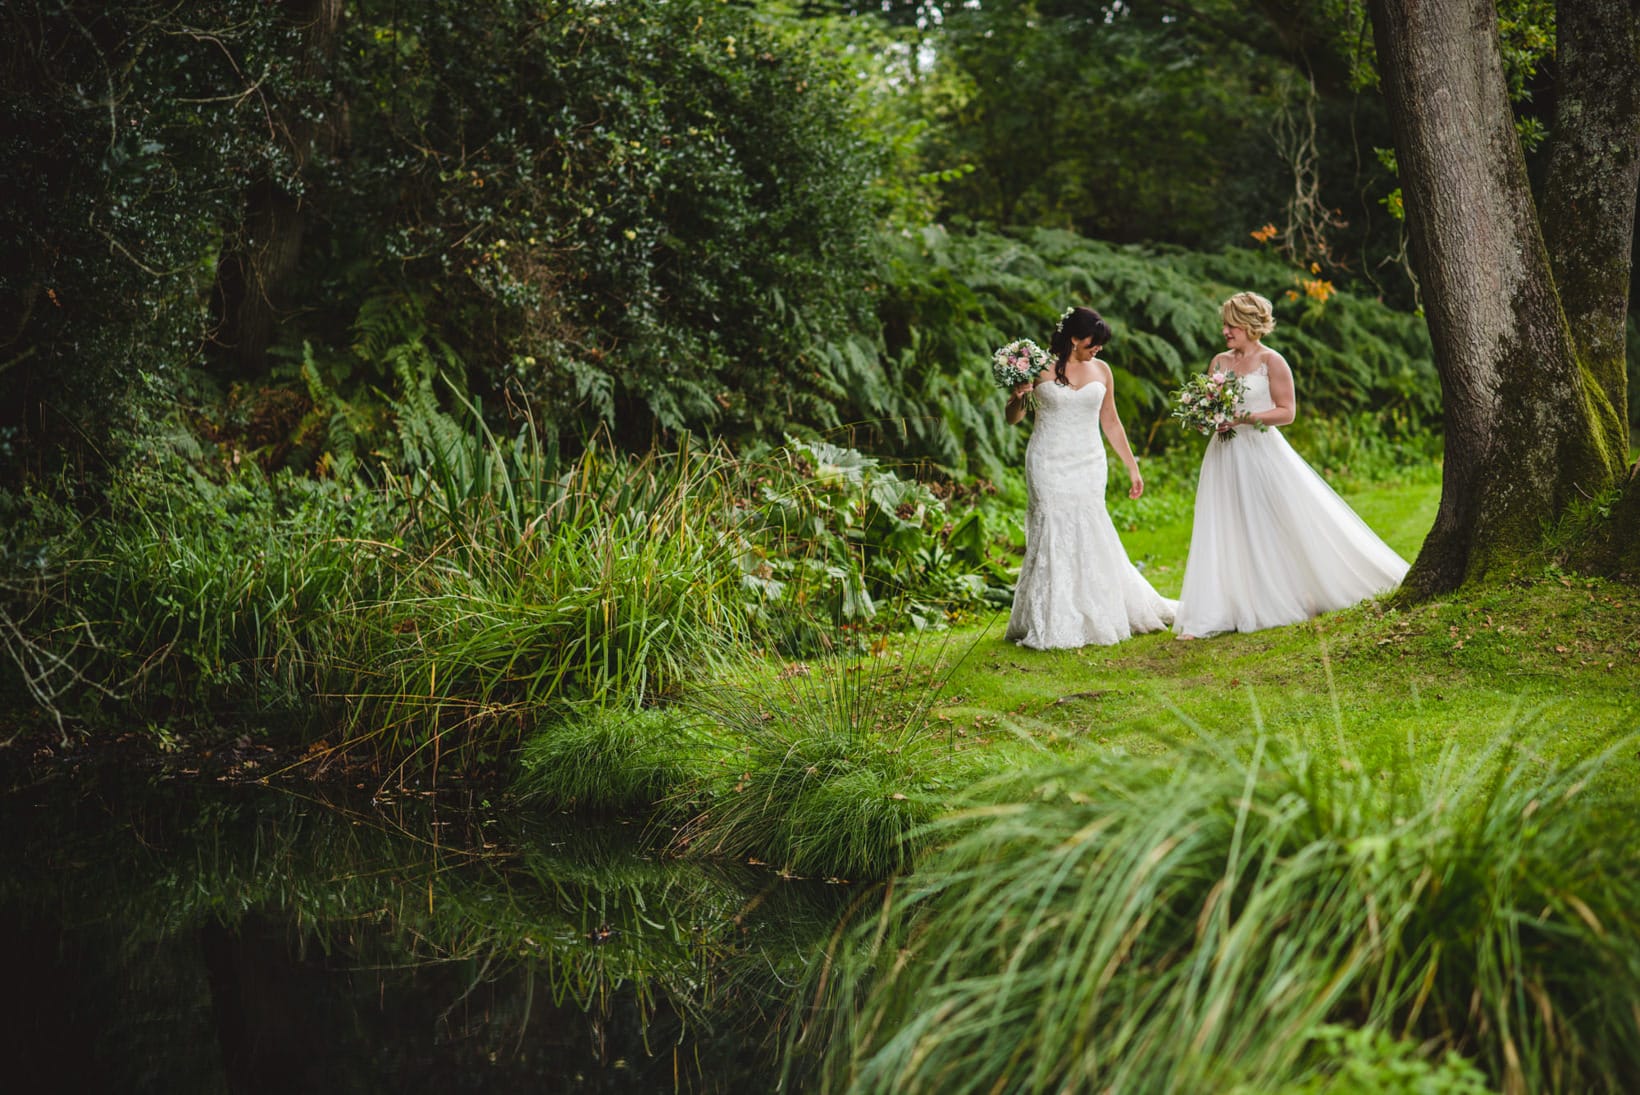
xmin=672 ymin=632 xmax=1026 ymax=881
xmin=335 ymin=439 xmax=755 ymax=765
xmin=787 ymin=724 xmax=1640 ymax=1095
xmin=73 ymin=463 xmax=389 ymax=723
xmin=514 ymin=704 xmax=717 ymax=815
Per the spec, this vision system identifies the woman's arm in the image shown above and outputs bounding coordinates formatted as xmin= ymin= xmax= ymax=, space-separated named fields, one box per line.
xmin=1005 ymin=369 xmax=1050 ymax=425
xmin=1005 ymin=383 xmax=1033 ymax=425
xmin=1097 ymin=362 xmax=1145 ymax=499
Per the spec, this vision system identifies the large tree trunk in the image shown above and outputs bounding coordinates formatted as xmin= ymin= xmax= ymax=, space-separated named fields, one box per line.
xmin=1367 ymin=0 xmax=1633 ymax=596
xmin=214 ymin=0 xmax=344 ymax=377
xmin=1539 ymin=0 xmax=1640 ymax=450
xmin=1588 ymin=463 xmax=1640 ymax=575
xmin=1544 ymin=0 xmax=1640 ymax=580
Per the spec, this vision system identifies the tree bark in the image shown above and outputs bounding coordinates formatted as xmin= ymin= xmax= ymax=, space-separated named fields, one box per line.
xmin=1539 ymin=0 xmax=1640 ymax=443
xmin=1585 ymin=463 xmax=1640 ymax=575
xmin=214 ymin=0 xmax=344 ymax=376
xmin=1367 ymin=0 xmax=1633 ymax=596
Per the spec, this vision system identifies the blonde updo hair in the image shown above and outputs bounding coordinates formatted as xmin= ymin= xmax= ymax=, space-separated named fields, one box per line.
xmin=1221 ymin=291 xmax=1276 ymax=339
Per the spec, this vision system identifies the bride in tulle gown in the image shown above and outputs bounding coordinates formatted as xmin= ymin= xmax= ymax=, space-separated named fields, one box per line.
xmin=1173 ymin=292 xmax=1409 ymax=639
xmin=1004 ymin=307 xmax=1177 ymax=650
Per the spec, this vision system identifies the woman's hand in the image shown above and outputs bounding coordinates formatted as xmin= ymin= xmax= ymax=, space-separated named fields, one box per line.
xmin=1127 ymin=470 xmax=1144 ymax=499
xmin=1005 ymin=381 xmax=1035 ymax=425
xmin=1217 ymin=412 xmax=1269 ymax=434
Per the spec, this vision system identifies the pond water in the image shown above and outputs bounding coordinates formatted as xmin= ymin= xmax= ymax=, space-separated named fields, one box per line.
xmin=0 ymin=763 xmax=846 ymax=1093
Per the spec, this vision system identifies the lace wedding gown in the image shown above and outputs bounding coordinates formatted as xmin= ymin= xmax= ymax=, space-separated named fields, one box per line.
xmin=1006 ymin=379 xmax=1177 ymax=649
xmin=1173 ymin=363 xmax=1409 ymax=637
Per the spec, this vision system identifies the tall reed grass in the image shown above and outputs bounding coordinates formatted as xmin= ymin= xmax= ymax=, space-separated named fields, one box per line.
xmin=87 ymin=464 xmax=387 ymax=720
xmin=336 ymin=438 xmax=756 ymax=763
xmin=792 ymin=727 xmax=1640 ymax=1094
xmin=6 ymin=388 xmax=1003 ymax=773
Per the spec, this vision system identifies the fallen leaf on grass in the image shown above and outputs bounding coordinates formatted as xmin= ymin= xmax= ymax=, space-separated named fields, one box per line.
xmin=1052 ymin=690 xmax=1109 ymax=706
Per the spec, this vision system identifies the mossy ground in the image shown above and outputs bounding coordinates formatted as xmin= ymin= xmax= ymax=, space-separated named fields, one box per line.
xmin=923 ymin=479 xmax=1640 ymax=799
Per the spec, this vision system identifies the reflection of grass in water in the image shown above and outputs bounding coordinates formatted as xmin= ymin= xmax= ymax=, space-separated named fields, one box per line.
xmin=1 ymin=775 xmax=841 ymax=1077
xmin=261 ymin=788 xmax=839 ymax=1019
xmin=792 ymin=724 xmax=1640 ymax=1094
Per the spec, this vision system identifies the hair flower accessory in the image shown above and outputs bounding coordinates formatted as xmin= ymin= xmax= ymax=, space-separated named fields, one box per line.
xmin=1054 ymin=306 xmax=1075 ymax=334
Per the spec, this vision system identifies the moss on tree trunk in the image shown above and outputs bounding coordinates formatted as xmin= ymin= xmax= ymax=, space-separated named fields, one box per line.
xmin=1369 ymin=0 xmax=1638 ymax=596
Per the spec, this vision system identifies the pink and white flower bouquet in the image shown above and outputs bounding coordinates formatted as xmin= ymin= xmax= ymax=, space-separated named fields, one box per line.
xmin=1171 ymin=369 xmax=1263 ymax=441
xmin=991 ymin=338 xmax=1048 ymax=391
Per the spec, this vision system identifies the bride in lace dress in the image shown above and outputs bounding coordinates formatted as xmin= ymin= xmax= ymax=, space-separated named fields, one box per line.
xmin=1004 ymin=307 xmax=1177 ymax=649
xmin=1173 ymin=292 xmax=1409 ymax=638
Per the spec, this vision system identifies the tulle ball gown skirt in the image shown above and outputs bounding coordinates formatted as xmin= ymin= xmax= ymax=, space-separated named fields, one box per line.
xmin=1173 ymin=429 xmax=1409 ymax=637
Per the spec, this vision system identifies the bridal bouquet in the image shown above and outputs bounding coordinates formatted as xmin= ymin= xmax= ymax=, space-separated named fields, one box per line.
xmin=1171 ymin=370 xmax=1262 ymax=440
xmin=991 ymin=338 xmax=1048 ymax=392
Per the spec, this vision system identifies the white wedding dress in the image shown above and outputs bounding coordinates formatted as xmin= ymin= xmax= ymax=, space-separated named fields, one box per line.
xmin=1006 ymin=379 xmax=1177 ymax=649
xmin=1173 ymin=363 xmax=1409 ymax=637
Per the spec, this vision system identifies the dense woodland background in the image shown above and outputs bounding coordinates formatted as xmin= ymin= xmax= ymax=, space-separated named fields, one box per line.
xmin=2 ymin=0 xmax=1490 ymax=471
xmin=7 ymin=9 xmax=1640 ymax=1091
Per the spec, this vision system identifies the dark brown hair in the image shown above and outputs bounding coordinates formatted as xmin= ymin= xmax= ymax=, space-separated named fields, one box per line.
xmin=1049 ymin=307 xmax=1114 ymax=386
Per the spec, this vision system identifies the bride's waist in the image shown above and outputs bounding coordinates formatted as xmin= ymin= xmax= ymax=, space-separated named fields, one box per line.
xmin=1028 ymin=434 xmax=1106 ymax=457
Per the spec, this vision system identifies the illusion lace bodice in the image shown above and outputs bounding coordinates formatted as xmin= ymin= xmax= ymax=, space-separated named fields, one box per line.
xmin=1005 ymin=377 xmax=1176 ymax=650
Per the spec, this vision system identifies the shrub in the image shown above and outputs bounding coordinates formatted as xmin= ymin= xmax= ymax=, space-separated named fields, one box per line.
xmin=673 ymin=635 xmax=1011 ymax=880
xmin=850 ymin=225 xmax=1439 ymax=478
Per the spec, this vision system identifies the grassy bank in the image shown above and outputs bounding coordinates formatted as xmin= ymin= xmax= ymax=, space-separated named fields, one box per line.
xmin=936 ymin=475 xmax=1639 ymax=800
xmin=12 ymin=420 xmax=1640 ymax=1092
xmin=756 ymin=469 xmax=1640 ymax=1092
xmin=791 ymin=722 xmax=1640 ymax=1094
xmin=514 ymin=470 xmax=1640 ymax=877
xmin=0 ymin=431 xmax=1005 ymax=757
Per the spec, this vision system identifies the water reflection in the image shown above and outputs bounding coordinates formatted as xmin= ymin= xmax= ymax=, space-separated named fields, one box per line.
xmin=0 ymin=765 xmax=845 ymax=1093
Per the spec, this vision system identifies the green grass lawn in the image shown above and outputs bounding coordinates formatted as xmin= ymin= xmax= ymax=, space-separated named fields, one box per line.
xmin=741 ymin=474 xmax=1640 ymax=1094
xmin=927 ymin=478 xmax=1640 ymax=800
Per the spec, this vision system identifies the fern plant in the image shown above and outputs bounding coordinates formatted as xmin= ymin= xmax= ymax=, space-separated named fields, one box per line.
xmin=830 ymin=225 xmax=1439 ymax=479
